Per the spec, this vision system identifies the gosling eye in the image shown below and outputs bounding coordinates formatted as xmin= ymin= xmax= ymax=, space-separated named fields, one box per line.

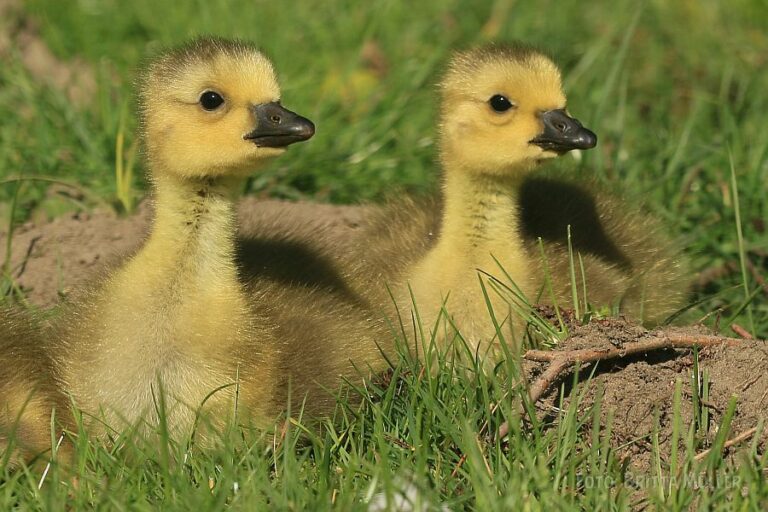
xmin=489 ymin=94 xmax=514 ymax=113
xmin=200 ymin=91 xmax=225 ymax=111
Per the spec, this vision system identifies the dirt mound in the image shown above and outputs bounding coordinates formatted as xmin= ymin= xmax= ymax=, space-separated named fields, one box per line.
xmin=2 ymin=200 xmax=766 ymax=473
xmin=0 ymin=198 xmax=367 ymax=307
xmin=527 ymin=318 xmax=767 ymax=473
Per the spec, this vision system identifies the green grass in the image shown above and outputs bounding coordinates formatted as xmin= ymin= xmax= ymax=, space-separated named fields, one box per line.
xmin=3 ymin=338 xmax=766 ymax=510
xmin=1 ymin=0 xmax=767 ymax=508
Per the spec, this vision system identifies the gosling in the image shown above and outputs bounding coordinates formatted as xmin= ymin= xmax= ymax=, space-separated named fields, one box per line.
xmin=345 ymin=44 xmax=688 ymax=357
xmin=51 ymin=37 xmax=317 ymax=444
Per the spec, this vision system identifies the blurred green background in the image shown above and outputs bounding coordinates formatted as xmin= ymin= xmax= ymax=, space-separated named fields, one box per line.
xmin=1 ymin=0 xmax=766 ymax=335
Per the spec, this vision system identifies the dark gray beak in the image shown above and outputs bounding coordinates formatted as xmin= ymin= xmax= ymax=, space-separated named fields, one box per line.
xmin=530 ymin=109 xmax=597 ymax=154
xmin=244 ymin=102 xmax=315 ymax=147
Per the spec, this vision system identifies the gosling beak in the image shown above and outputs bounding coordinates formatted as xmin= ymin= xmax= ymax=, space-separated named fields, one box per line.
xmin=530 ymin=109 xmax=597 ymax=154
xmin=244 ymin=102 xmax=315 ymax=147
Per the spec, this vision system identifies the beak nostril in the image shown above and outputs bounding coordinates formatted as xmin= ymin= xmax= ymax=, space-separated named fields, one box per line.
xmin=246 ymin=102 xmax=315 ymax=146
xmin=531 ymin=109 xmax=596 ymax=151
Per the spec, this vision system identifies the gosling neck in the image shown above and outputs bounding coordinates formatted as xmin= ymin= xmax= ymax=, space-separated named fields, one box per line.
xmin=439 ymin=160 xmax=528 ymax=255
xmin=428 ymin=157 xmax=534 ymax=299
xmin=135 ymin=171 xmax=245 ymax=288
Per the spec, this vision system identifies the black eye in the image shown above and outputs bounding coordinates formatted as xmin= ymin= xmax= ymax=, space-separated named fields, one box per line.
xmin=200 ymin=91 xmax=224 ymax=110
xmin=489 ymin=94 xmax=513 ymax=113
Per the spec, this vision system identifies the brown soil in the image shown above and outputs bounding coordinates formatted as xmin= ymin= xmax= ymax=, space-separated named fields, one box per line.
xmin=528 ymin=318 xmax=768 ymax=474
xmin=1 ymin=199 xmax=766 ymax=476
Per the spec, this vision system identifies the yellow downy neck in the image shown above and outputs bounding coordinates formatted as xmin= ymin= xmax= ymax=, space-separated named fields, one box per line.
xmin=141 ymin=173 xmax=242 ymax=287
xmin=106 ymin=172 xmax=248 ymax=337
xmin=407 ymin=161 xmax=534 ymax=349
xmin=437 ymin=164 xmax=530 ymax=289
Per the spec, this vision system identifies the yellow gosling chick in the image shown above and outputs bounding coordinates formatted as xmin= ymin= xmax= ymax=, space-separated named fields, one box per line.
xmin=0 ymin=307 xmax=70 ymax=468
xmin=347 ymin=44 xmax=687 ymax=358
xmin=52 ymin=37 xmax=315 ymax=444
xmin=399 ymin=44 xmax=596 ymax=355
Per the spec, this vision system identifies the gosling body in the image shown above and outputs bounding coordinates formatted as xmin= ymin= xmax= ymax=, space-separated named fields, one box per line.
xmin=341 ymin=44 xmax=688 ymax=356
xmin=52 ymin=38 xmax=314 ymax=442
xmin=0 ymin=307 xmax=69 ymax=467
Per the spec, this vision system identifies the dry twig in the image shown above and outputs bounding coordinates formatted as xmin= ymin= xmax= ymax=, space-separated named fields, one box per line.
xmin=731 ymin=323 xmax=753 ymax=339
xmin=497 ymin=334 xmax=747 ymax=439
xmin=694 ymin=427 xmax=759 ymax=462
xmin=740 ymin=373 xmax=762 ymax=392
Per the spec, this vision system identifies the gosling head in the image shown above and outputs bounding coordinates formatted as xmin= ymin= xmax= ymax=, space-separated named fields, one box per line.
xmin=438 ymin=43 xmax=596 ymax=177
xmin=139 ymin=37 xmax=315 ymax=179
